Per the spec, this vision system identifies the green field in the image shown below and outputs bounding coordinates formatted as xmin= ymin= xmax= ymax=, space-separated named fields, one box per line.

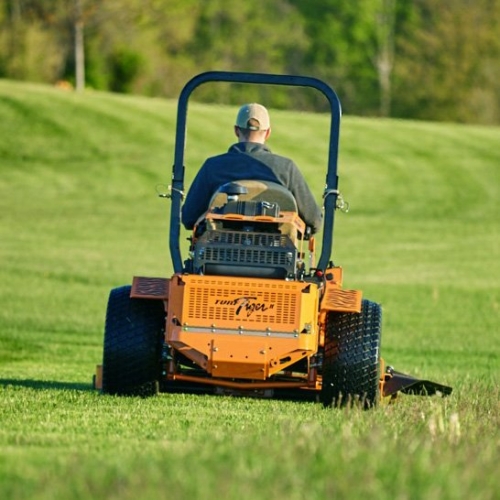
xmin=0 ymin=79 xmax=499 ymax=500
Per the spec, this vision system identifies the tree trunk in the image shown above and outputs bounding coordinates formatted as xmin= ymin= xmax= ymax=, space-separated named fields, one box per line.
xmin=74 ymin=0 xmax=85 ymax=91
xmin=375 ymin=0 xmax=396 ymax=116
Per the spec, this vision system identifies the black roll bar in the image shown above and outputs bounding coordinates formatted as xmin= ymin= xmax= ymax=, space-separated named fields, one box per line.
xmin=169 ymin=71 xmax=341 ymax=273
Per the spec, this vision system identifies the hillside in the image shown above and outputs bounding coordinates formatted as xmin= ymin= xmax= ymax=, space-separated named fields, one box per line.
xmin=1 ymin=78 xmax=499 ymax=366
xmin=0 ymin=79 xmax=499 ymax=500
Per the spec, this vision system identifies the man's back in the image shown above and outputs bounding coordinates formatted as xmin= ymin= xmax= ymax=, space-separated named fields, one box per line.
xmin=181 ymin=142 xmax=322 ymax=233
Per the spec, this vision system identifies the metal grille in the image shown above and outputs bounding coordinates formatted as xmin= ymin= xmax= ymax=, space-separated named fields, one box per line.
xmin=194 ymin=230 xmax=297 ymax=276
xmin=184 ymin=277 xmax=300 ymax=328
xmin=203 ymin=232 xmax=286 ymax=246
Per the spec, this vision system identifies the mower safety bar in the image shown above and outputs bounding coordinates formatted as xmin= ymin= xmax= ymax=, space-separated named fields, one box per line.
xmin=169 ymin=71 xmax=342 ymax=273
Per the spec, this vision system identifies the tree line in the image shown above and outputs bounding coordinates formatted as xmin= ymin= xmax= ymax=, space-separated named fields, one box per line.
xmin=1 ymin=0 xmax=499 ymax=124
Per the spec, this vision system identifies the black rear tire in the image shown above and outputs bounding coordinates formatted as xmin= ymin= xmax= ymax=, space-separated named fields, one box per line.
xmin=321 ymin=299 xmax=382 ymax=409
xmin=102 ymin=286 xmax=165 ymax=397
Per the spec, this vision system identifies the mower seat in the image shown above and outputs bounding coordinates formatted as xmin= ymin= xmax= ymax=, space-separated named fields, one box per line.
xmin=208 ymin=180 xmax=298 ymax=214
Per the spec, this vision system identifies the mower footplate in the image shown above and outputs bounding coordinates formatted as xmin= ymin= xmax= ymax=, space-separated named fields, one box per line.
xmin=382 ymin=367 xmax=453 ymax=398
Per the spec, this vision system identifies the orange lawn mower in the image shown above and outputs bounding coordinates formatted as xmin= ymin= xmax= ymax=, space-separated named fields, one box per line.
xmin=95 ymin=72 xmax=452 ymax=407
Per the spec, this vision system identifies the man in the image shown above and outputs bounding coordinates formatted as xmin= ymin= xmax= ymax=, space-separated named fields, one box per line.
xmin=181 ymin=103 xmax=322 ymax=233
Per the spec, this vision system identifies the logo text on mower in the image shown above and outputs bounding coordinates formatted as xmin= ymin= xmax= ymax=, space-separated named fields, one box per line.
xmin=214 ymin=296 xmax=275 ymax=318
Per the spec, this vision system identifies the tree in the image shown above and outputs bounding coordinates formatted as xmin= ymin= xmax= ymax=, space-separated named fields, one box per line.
xmin=188 ymin=0 xmax=309 ymax=108
xmin=73 ymin=0 xmax=84 ymax=91
xmin=0 ymin=0 xmax=68 ymax=82
xmin=0 ymin=0 xmax=498 ymax=124
xmin=392 ymin=0 xmax=500 ymax=124
xmin=289 ymin=0 xmax=385 ymax=115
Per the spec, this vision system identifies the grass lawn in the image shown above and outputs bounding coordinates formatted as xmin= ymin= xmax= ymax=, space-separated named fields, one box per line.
xmin=0 ymin=79 xmax=499 ymax=500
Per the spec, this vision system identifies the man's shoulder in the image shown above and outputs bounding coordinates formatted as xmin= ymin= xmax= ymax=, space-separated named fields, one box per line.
xmin=263 ymin=150 xmax=297 ymax=170
xmin=203 ymin=143 xmax=297 ymax=173
xmin=203 ymin=150 xmax=235 ymax=167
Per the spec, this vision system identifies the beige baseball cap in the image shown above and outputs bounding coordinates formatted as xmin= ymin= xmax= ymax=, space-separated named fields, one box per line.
xmin=235 ymin=103 xmax=270 ymax=131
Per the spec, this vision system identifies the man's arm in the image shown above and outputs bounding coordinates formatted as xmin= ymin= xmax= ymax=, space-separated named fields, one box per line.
xmin=288 ymin=163 xmax=323 ymax=233
xmin=181 ymin=165 xmax=212 ymax=229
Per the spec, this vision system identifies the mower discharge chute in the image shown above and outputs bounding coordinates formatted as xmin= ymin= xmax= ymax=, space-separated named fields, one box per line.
xmin=96 ymin=72 xmax=452 ymax=406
